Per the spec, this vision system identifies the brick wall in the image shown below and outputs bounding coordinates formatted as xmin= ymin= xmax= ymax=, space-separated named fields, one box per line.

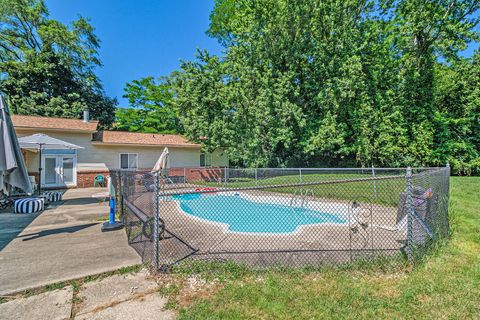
xmin=30 ymin=168 xmax=223 ymax=188
xmin=77 ymin=170 xmax=109 ymax=188
xmin=168 ymin=167 xmax=224 ymax=182
xmin=28 ymin=170 xmax=109 ymax=188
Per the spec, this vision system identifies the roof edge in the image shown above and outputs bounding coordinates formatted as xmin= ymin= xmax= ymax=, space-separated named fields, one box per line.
xmin=14 ymin=126 xmax=97 ymax=133
xmin=91 ymin=141 xmax=201 ymax=148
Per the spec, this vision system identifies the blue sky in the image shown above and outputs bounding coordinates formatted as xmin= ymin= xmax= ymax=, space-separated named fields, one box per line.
xmin=46 ymin=1 xmax=478 ymax=108
xmin=46 ymin=0 xmax=222 ymax=107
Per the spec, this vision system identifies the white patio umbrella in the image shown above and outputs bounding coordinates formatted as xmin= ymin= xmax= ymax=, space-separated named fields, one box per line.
xmin=0 ymin=95 xmax=32 ymax=195
xmin=18 ymin=133 xmax=83 ymax=193
xmin=152 ymin=147 xmax=169 ymax=173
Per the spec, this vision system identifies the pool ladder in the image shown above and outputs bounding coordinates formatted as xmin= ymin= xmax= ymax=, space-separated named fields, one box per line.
xmin=290 ymin=188 xmax=315 ymax=208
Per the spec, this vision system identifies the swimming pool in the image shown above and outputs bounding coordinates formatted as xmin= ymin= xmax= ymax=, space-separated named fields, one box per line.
xmin=172 ymin=193 xmax=345 ymax=234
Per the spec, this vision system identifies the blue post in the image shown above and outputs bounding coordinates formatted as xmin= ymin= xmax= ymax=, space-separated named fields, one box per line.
xmin=109 ymin=197 xmax=116 ymax=224
xmin=102 ymin=195 xmax=123 ymax=231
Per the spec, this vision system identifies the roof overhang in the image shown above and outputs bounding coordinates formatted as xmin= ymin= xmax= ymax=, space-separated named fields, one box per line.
xmin=14 ymin=126 xmax=97 ymax=134
xmin=90 ymin=141 xmax=201 ymax=149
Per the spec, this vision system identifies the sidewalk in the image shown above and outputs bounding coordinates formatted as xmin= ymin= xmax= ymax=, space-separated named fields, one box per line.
xmin=0 ymin=270 xmax=175 ymax=320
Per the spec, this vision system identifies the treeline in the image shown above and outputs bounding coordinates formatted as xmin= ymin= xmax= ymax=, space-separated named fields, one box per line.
xmin=0 ymin=0 xmax=116 ymax=127
xmin=1 ymin=0 xmax=480 ymax=174
xmin=123 ymin=0 xmax=480 ymax=174
xmin=169 ymin=0 xmax=480 ymax=174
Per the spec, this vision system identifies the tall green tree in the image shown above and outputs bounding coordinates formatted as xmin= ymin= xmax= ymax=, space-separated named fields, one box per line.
xmin=433 ymin=52 xmax=480 ymax=175
xmin=0 ymin=0 xmax=116 ymax=127
xmin=115 ymin=76 xmax=181 ymax=133
xmin=171 ymin=0 xmax=480 ymax=173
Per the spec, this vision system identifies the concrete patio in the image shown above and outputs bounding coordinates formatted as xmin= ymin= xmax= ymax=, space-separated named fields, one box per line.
xmin=0 ymin=188 xmax=141 ymax=295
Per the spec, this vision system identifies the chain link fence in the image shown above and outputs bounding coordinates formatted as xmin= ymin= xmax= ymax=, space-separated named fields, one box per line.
xmin=110 ymin=166 xmax=450 ymax=271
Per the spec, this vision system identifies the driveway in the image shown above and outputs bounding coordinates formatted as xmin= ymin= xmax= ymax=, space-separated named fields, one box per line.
xmin=0 ymin=188 xmax=141 ymax=295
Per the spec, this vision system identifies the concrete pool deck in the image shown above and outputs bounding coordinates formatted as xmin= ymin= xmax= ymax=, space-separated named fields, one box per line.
xmin=128 ymin=189 xmax=406 ymax=267
xmin=0 ymin=188 xmax=141 ymax=296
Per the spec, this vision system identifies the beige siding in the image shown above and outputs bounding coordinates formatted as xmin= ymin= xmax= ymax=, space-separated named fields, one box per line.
xmin=17 ymin=129 xmax=94 ymax=172
xmin=16 ymin=128 xmax=228 ymax=171
xmin=91 ymin=145 xmax=201 ymax=169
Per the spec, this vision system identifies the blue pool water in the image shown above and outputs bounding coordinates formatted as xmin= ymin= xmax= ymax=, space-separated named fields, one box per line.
xmin=172 ymin=193 xmax=345 ymax=233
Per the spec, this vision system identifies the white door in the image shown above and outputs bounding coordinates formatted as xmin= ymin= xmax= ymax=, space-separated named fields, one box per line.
xmin=61 ymin=156 xmax=75 ymax=185
xmin=43 ymin=156 xmax=59 ymax=187
xmin=42 ymin=155 xmax=76 ymax=187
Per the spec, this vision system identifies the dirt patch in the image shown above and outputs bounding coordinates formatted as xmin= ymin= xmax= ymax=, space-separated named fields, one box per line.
xmin=156 ymin=273 xmax=222 ymax=309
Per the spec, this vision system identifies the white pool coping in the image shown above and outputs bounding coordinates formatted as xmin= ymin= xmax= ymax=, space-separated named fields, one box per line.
xmin=170 ymin=191 xmax=357 ymax=236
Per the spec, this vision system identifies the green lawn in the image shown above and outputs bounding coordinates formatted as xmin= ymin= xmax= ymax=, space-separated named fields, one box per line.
xmin=165 ymin=177 xmax=480 ymax=319
xmin=193 ymin=172 xmax=407 ymax=206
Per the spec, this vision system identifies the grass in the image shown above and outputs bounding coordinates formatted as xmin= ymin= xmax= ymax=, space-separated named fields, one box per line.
xmin=193 ymin=172 xmax=408 ymax=206
xmin=166 ymin=176 xmax=480 ymax=319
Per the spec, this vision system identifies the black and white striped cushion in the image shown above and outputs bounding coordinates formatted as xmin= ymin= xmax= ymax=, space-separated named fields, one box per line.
xmin=40 ymin=192 xmax=51 ymax=202
xmin=41 ymin=191 xmax=63 ymax=202
xmin=14 ymin=198 xmax=45 ymax=214
xmin=51 ymin=192 xmax=62 ymax=202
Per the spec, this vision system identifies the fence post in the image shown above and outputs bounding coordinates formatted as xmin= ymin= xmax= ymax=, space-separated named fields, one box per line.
xmin=118 ymin=171 xmax=125 ymax=223
xmin=299 ymin=168 xmax=303 ymax=195
xmin=371 ymin=165 xmax=377 ymax=199
xmin=152 ymin=171 xmax=160 ymax=272
xmin=445 ymin=162 xmax=451 ymax=236
xmin=406 ymin=167 xmax=414 ymax=264
xmin=254 ymin=168 xmax=258 ymax=186
xmin=183 ymin=167 xmax=186 ymax=184
xmin=446 ymin=162 xmax=450 ymax=198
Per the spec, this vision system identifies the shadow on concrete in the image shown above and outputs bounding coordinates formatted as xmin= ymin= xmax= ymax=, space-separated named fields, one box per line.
xmin=62 ymin=197 xmax=107 ymax=206
xmin=18 ymin=223 xmax=99 ymax=241
xmin=0 ymin=212 xmax=43 ymax=251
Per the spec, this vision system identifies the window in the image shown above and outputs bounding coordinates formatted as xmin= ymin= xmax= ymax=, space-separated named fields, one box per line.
xmin=200 ymin=153 xmax=212 ymax=167
xmin=120 ymin=153 xmax=138 ymax=169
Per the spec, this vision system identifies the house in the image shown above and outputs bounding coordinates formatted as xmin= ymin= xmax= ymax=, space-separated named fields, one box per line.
xmin=12 ymin=113 xmax=228 ymax=188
